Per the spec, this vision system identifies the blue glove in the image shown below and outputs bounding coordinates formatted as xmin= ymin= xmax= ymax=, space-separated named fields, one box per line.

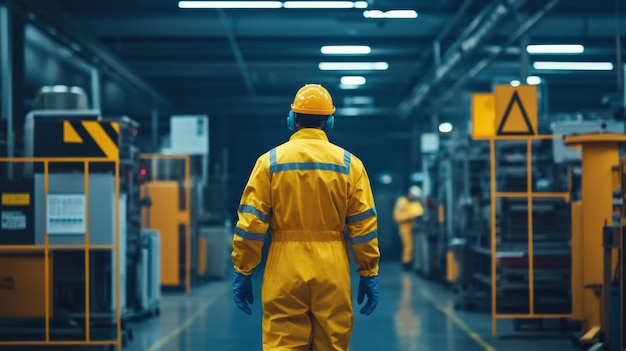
xmin=233 ymin=271 xmax=253 ymax=315
xmin=357 ymin=276 xmax=379 ymax=316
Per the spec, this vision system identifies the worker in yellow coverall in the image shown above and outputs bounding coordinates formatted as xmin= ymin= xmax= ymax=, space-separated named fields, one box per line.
xmin=231 ymin=84 xmax=380 ymax=351
xmin=393 ymin=185 xmax=424 ymax=271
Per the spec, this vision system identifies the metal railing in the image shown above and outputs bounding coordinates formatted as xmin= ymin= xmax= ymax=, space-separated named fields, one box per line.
xmin=0 ymin=157 xmax=121 ymax=349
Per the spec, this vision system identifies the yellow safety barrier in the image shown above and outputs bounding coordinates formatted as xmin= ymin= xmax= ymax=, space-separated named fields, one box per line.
xmin=487 ymin=136 xmax=571 ymax=335
xmin=0 ymin=157 xmax=121 ymax=350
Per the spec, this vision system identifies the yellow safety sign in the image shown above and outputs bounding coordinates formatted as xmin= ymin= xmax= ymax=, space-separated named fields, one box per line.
xmin=495 ymin=85 xmax=537 ymax=136
xmin=471 ymin=93 xmax=496 ymax=139
xmin=1 ymin=193 xmax=30 ymax=206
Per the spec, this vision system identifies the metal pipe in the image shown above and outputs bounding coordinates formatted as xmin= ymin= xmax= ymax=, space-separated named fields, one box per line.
xmin=432 ymin=0 xmax=561 ymax=110
xmin=216 ymin=9 xmax=256 ymax=99
xmin=151 ymin=107 xmax=159 ymax=151
xmin=400 ymin=0 xmax=527 ymax=116
xmin=403 ymin=0 xmax=475 ymax=90
xmin=0 ymin=4 xmax=13 ymax=175
xmin=519 ymin=34 xmax=530 ymax=82
xmin=18 ymin=0 xmax=173 ymax=111
xmin=90 ymin=67 xmax=101 ymax=110
xmin=434 ymin=40 xmax=441 ymax=68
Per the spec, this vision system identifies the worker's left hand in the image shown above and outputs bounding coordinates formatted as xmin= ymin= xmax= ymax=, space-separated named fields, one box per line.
xmin=357 ymin=275 xmax=379 ymax=315
xmin=232 ymin=271 xmax=253 ymax=315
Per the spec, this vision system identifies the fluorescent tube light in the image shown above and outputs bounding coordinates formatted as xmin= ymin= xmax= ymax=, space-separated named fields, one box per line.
xmin=340 ymin=76 xmax=366 ymax=85
xmin=178 ymin=1 xmax=282 ymax=8
xmin=340 ymin=84 xmax=360 ymax=90
xmin=510 ymin=80 xmax=521 ymax=87
xmin=533 ymin=61 xmax=614 ymax=71
xmin=321 ymin=45 xmax=371 ymax=55
xmin=526 ymin=76 xmax=541 ymax=85
xmin=319 ymin=62 xmax=388 ymax=70
xmin=363 ymin=9 xmax=417 ymax=19
xmin=439 ymin=122 xmax=453 ymax=133
xmin=527 ymin=44 xmax=584 ymax=54
xmin=337 ymin=107 xmax=361 ymax=115
xmin=284 ymin=1 xmax=361 ymax=8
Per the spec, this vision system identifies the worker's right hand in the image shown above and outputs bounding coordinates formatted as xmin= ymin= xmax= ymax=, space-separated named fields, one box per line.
xmin=232 ymin=271 xmax=253 ymax=315
xmin=357 ymin=275 xmax=379 ymax=316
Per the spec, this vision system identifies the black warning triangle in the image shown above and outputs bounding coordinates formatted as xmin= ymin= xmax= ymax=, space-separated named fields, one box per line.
xmin=496 ymin=91 xmax=535 ymax=136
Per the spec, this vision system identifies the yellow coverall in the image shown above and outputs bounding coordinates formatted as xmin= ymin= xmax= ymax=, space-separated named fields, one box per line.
xmin=393 ymin=196 xmax=424 ymax=264
xmin=232 ymin=128 xmax=380 ymax=351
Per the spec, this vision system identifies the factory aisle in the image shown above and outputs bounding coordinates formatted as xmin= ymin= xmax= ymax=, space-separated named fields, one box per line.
xmin=125 ymin=262 xmax=580 ymax=351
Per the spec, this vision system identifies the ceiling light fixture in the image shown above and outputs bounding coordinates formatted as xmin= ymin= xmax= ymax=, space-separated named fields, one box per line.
xmin=510 ymin=80 xmax=521 ymax=87
xmin=533 ymin=61 xmax=614 ymax=71
xmin=178 ymin=1 xmax=282 ymax=8
xmin=340 ymin=84 xmax=360 ymax=90
xmin=178 ymin=1 xmax=367 ymax=9
xmin=340 ymin=76 xmax=366 ymax=85
xmin=283 ymin=1 xmax=367 ymax=8
xmin=321 ymin=45 xmax=371 ymax=55
xmin=526 ymin=44 xmax=584 ymax=54
xmin=439 ymin=122 xmax=453 ymax=133
xmin=337 ymin=107 xmax=361 ymax=115
xmin=526 ymin=76 xmax=542 ymax=85
xmin=319 ymin=62 xmax=388 ymax=70
xmin=363 ymin=9 xmax=418 ymax=19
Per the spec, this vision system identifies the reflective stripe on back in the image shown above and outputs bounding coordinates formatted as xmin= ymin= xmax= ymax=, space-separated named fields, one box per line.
xmin=269 ymin=148 xmax=352 ymax=175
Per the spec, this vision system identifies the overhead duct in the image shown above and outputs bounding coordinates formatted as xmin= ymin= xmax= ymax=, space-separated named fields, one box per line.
xmin=398 ymin=0 xmax=527 ymax=118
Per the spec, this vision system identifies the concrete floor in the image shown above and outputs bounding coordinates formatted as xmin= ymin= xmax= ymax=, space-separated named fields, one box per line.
xmin=119 ymin=261 xmax=581 ymax=351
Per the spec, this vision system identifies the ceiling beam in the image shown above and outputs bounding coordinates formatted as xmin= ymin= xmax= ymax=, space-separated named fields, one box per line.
xmin=67 ymin=12 xmax=446 ymax=38
xmin=429 ymin=0 xmax=561 ymax=111
xmin=398 ymin=0 xmax=530 ymax=118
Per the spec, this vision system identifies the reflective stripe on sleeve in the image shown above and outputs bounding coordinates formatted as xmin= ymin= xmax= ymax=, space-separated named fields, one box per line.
xmin=346 ymin=208 xmax=377 ymax=224
xmin=350 ymin=230 xmax=378 ymax=245
xmin=238 ymin=204 xmax=270 ymax=223
xmin=234 ymin=227 xmax=266 ymax=242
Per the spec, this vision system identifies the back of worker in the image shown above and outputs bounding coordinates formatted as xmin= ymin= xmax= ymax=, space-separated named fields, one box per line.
xmin=232 ymin=84 xmax=380 ymax=351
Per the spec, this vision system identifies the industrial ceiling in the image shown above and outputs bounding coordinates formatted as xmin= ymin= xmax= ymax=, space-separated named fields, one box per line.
xmin=11 ymin=0 xmax=626 ymax=188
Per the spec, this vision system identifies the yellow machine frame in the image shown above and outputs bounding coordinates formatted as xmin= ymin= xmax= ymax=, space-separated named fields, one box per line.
xmin=140 ymin=154 xmax=192 ymax=294
xmin=0 ymin=157 xmax=121 ymax=350
xmin=487 ymin=135 xmax=572 ymax=335
xmin=564 ymin=133 xmax=626 ymax=341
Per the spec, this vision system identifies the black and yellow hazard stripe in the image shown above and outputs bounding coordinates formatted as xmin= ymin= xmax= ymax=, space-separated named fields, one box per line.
xmin=34 ymin=119 xmax=120 ymax=159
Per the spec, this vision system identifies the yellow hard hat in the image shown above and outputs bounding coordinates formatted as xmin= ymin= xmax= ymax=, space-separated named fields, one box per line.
xmin=409 ymin=185 xmax=421 ymax=198
xmin=291 ymin=84 xmax=336 ymax=115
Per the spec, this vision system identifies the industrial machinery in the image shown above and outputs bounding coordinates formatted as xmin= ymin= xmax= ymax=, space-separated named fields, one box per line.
xmin=140 ymin=114 xmax=212 ymax=292
xmin=564 ymin=130 xmax=626 ymax=345
xmin=445 ymin=129 xmax=573 ymax=321
xmin=138 ymin=229 xmax=161 ymax=317
xmin=0 ymin=86 xmax=150 ymax=346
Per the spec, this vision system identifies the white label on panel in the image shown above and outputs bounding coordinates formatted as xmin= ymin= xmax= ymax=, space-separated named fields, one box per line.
xmin=1 ymin=211 xmax=26 ymax=230
xmin=170 ymin=115 xmax=209 ymax=155
xmin=46 ymin=194 xmax=86 ymax=235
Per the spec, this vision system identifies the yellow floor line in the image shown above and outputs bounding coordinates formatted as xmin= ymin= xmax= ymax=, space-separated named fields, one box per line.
xmin=147 ymin=295 xmax=219 ymax=351
xmin=421 ymin=289 xmax=496 ymax=351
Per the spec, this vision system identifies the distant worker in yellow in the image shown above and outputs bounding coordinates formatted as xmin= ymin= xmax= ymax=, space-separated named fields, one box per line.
xmin=393 ymin=185 xmax=424 ymax=271
xmin=231 ymin=84 xmax=381 ymax=350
